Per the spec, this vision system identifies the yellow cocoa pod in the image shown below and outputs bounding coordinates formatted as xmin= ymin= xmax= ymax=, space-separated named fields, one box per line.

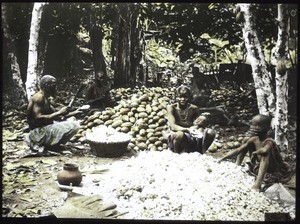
xmin=147 ymin=132 xmax=154 ymax=138
xmin=128 ymin=142 xmax=135 ymax=149
xmin=152 ymin=106 xmax=159 ymax=112
xmin=104 ymin=119 xmax=113 ymax=126
xmin=154 ymin=141 xmax=162 ymax=147
xmin=105 ymin=108 xmax=115 ymax=116
xmin=112 ymin=119 xmax=123 ymax=128
xmin=137 ymin=107 xmax=146 ymax=113
xmin=131 ymin=107 xmax=137 ymax=113
xmin=127 ymin=111 xmax=134 ymax=117
xmin=136 ymin=136 xmax=147 ymax=142
xmin=129 ymin=117 xmax=136 ymax=123
xmin=121 ymin=126 xmax=130 ymax=133
xmin=149 ymin=137 xmax=159 ymax=143
xmin=128 ymin=131 xmax=135 ymax=136
xmin=110 ymin=114 xmax=119 ymax=120
xmin=155 ymin=126 xmax=166 ymax=132
xmin=87 ymin=122 xmax=95 ymax=129
xmin=236 ymin=11 xmax=244 ymax=23
xmin=148 ymin=119 xmax=154 ymax=124
xmin=149 ymin=145 xmax=157 ymax=151
xmin=131 ymin=126 xmax=140 ymax=132
xmin=139 ymin=124 xmax=148 ymax=130
xmin=146 ymin=105 xmax=152 ymax=114
xmin=137 ymin=142 xmax=148 ymax=150
xmin=139 ymin=94 xmax=149 ymax=101
xmin=120 ymin=108 xmax=131 ymax=115
xmin=148 ymin=124 xmax=157 ymax=129
xmin=102 ymin=114 xmax=111 ymax=121
xmin=139 ymin=112 xmax=148 ymax=118
xmin=153 ymin=116 xmax=160 ymax=121
xmin=153 ymin=131 xmax=162 ymax=137
xmin=139 ymin=129 xmax=147 ymax=136
xmin=122 ymin=122 xmax=133 ymax=127
xmin=94 ymin=118 xmax=103 ymax=125
xmin=86 ymin=114 xmax=98 ymax=123
xmin=158 ymin=118 xmax=167 ymax=126
xmin=122 ymin=115 xmax=129 ymax=122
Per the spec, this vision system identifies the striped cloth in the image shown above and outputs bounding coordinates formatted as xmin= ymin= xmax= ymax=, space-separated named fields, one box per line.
xmin=28 ymin=120 xmax=80 ymax=147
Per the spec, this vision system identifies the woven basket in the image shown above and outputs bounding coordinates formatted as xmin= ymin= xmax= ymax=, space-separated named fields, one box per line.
xmin=87 ymin=139 xmax=130 ymax=157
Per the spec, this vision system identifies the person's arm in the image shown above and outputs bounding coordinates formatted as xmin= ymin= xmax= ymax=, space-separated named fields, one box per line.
xmin=33 ymin=96 xmax=68 ymax=122
xmin=252 ymin=140 xmax=272 ymax=155
xmin=218 ymin=138 xmax=253 ymax=163
xmin=198 ymin=106 xmax=225 ymax=113
xmin=166 ymin=104 xmax=190 ymax=132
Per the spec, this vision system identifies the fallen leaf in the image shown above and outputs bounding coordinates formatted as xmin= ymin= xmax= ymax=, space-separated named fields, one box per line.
xmin=20 ymin=197 xmax=33 ymax=202
xmin=40 ymin=159 xmax=57 ymax=165
xmin=2 ymin=129 xmax=21 ymax=141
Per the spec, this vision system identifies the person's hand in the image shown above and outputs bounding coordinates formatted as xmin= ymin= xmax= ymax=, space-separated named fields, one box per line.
xmin=215 ymin=106 xmax=225 ymax=113
xmin=252 ymin=147 xmax=268 ymax=155
xmin=58 ymin=106 xmax=70 ymax=116
xmin=218 ymin=158 xmax=224 ymax=163
xmin=188 ymin=127 xmax=198 ymax=134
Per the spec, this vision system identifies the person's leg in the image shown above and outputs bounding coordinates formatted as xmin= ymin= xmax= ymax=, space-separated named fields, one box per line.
xmin=252 ymin=153 xmax=270 ymax=191
xmin=236 ymin=150 xmax=248 ymax=166
xmin=173 ymin=131 xmax=186 ymax=153
xmin=202 ymin=128 xmax=215 ymax=153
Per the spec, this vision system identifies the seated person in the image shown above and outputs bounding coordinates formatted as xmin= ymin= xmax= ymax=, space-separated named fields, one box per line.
xmin=85 ymin=73 xmax=117 ymax=109
xmin=218 ymin=114 xmax=293 ymax=191
xmin=166 ymin=85 xmax=215 ymax=154
xmin=26 ymin=75 xmax=80 ymax=155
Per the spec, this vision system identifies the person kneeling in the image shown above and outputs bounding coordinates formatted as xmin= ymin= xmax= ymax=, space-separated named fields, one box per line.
xmin=166 ymin=85 xmax=215 ymax=154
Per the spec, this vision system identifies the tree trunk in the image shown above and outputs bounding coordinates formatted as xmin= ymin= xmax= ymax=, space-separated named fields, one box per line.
xmin=90 ymin=4 xmax=107 ymax=80
xmin=114 ymin=4 xmax=128 ymax=86
xmin=1 ymin=3 xmax=28 ymax=107
xmin=238 ymin=4 xmax=276 ymax=119
xmin=273 ymin=4 xmax=289 ymax=153
xmin=113 ymin=4 xmax=141 ymax=87
xmin=26 ymin=2 xmax=47 ymax=100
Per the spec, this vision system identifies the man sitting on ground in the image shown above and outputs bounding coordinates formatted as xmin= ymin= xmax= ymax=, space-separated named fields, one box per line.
xmin=26 ymin=75 xmax=80 ymax=155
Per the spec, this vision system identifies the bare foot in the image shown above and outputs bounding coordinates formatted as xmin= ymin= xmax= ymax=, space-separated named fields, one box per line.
xmin=251 ymin=184 xmax=261 ymax=192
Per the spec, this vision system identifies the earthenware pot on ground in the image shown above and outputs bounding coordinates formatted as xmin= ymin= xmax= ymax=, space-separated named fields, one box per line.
xmin=57 ymin=163 xmax=82 ymax=186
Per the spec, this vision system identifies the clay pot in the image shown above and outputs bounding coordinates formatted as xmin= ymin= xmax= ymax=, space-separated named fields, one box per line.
xmin=57 ymin=163 xmax=82 ymax=186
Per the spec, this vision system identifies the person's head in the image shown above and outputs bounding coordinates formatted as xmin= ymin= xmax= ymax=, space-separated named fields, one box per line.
xmin=40 ymin=75 xmax=57 ymax=97
xmin=95 ymin=72 xmax=106 ymax=86
xmin=176 ymin=85 xmax=192 ymax=107
xmin=193 ymin=115 xmax=208 ymax=127
xmin=249 ymin=114 xmax=271 ymax=134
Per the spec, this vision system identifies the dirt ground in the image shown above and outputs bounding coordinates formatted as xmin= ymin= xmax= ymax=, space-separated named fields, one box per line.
xmin=2 ymin=83 xmax=297 ymax=220
xmin=2 ymin=123 xmax=296 ymax=219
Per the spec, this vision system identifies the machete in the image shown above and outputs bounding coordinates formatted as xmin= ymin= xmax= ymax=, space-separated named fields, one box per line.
xmin=68 ymin=84 xmax=85 ymax=108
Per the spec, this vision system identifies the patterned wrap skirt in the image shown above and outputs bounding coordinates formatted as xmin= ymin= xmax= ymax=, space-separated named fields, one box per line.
xmin=28 ymin=120 xmax=80 ymax=147
xmin=168 ymin=129 xmax=208 ymax=154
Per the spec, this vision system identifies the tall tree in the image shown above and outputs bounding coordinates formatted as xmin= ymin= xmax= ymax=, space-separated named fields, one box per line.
xmin=25 ymin=2 xmax=47 ymax=99
xmin=237 ymin=3 xmax=276 ymax=118
xmin=113 ymin=3 xmax=141 ymax=87
xmin=90 ymin=3 xmax=107 ymax=79
xmin=2 ymin=3 xmax=28 ymax=107
xmin=273 ymin=4 xmax=290 ymax=152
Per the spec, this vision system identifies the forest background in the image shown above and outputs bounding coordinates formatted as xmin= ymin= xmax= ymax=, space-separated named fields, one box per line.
xmin=2 ymin=2 xmax=298 ymax=154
